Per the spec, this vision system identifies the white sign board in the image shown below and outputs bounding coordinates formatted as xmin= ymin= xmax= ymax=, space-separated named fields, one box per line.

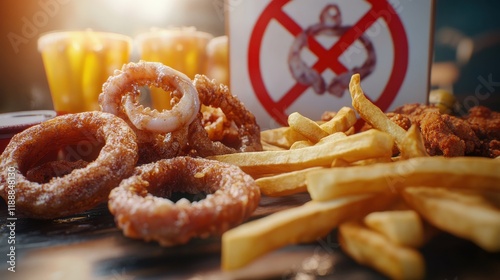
xmin=228 ymin=0 xmax=434 ymax=129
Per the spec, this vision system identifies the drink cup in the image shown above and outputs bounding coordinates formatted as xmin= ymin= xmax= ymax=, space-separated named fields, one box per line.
xmin=38 ymin=30 xmax=132 ymax=114
xmin=135 ymin=27 xmax=213 ymax=110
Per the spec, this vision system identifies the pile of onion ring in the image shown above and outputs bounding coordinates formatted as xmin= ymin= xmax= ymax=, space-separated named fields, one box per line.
xmin=0 ymin=61 xmax=262 ymax=248
xmin=0 ymin=111 xmax=138 ymax=219
xmin=98 ymin=61 xmax=262 ymax=163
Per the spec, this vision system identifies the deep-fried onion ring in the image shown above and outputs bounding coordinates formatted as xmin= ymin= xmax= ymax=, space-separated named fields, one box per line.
xmin=108 ymin=156 xmax=261 ymax=246
xmin=0 ymin=111 xmax=138 ymax=219
xmin=193 ymin=75 xmax=262 ymax=155
xmin=99 ymin=61 xmax=200 ymax=133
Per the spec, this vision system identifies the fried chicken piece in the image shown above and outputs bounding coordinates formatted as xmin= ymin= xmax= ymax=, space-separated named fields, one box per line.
xmin=416 ymin=111 xmax=466 ymax=156
xmin=394 ymin=104 xmax=480 ymax=157
xmin=386 ymin=112 xmax=412 ymax=131
xmin=328 ymin=103 xmax=499 ymax=157
xmin=463 ymin=106 xmax=500 ymax=157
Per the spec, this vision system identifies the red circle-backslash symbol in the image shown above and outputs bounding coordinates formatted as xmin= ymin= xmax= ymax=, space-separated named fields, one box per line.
xmin=248 ymin=0 xmax=409 ymax=125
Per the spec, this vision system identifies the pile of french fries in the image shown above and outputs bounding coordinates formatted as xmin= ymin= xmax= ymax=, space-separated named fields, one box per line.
xmin=210 ymin=74 xmax=500 ymax=279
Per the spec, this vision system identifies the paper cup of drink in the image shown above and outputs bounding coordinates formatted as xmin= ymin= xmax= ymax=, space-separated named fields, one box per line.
xmin=135 ymin=27 xmax=213 ymax=110
xmin=38 ymin=30 xmax=132 ymax=114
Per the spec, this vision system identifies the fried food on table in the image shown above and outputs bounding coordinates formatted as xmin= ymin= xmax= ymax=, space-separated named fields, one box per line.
xmin=338 ymin=221 xmax=426 ymax=280
xmin=402 ymin=186 xmax=500 ymax=252
xmin=224 ymin=73 xmax=499 ymax=279
xmin=363 ymin=210 xmax=426 ymax=248
xmin=210 ymin=129 xmax=394 ymax=177
xmin=222 ymin=193 xmax=395 ymax=270
xmin=306 ymin=156 xmax=500 ymax=201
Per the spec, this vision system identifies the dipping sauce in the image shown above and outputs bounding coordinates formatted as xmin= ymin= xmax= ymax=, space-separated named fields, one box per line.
xmin=0 ymin=110 xmax=57 ymax=154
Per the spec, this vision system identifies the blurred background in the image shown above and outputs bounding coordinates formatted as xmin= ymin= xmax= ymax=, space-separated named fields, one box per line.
xmin=0 ymin=0 xmax=499 ymax=114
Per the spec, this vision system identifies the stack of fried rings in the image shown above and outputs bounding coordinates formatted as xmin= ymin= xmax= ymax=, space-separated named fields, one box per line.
xmin=0 ymin=111 xmax=138 ymax=219
xmin=108 ymin=156 xmax=261 ymax=246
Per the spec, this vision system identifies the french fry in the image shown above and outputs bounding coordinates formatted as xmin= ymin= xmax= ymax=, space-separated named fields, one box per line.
xmin=261 ymin=140 xmax=286 ymax=151
xmin=314 ymin=132 xmax=347 ymax=146
xmin=256 ymin=167 xmax=324 ymax=197
xmin=260 ymin=126 xmax=307 ymax=149
xmin=401 ymin=186 xmax=500 ymax=252
xmin=209 ymin=129 xmax=394 ymax=177
xmin=330 ymin=158 xmax=350 ymax=167
xmin=307 ymin=156 xmax=500 ymax=201
xmin=338 ymin=221 xmax=425 ymax=280
xmin=349 ymin=74 xmax=407 ymax=150
xmin=221 ymin=193 xmax=396 ymax=270
xmin=400 ymin=124 xmax=429 ymax=159
xmin=319 ymin=106 xmax=357 ymax=134
xmin=288 ymin=112 xmax=329 ymax=143
xmin=289 ymin=140 xmax=313 ymax=149
xmin=344 ymin=126 xmax=356 ymax=135
xmin=350 ymin=156 xmax=393 ymax=166
xmin=363 ymin=210 xmax=425 ymax=248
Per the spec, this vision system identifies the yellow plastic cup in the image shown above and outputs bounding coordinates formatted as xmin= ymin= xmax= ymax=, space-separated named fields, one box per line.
xmin=206 ymin=35 xmax=229 ymax=87
xmin=38 ymin=30 xmax=132 ymax=114
xmin=136 ymin=27 xmax=213 ymax=110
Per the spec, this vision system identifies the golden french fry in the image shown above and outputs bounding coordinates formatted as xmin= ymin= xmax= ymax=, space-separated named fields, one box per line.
xmin=350 ymin=156 xmax=393 ymax=166
xmin=319 ymin=106 xmax=357 ymax=134
xmin=364 ymin=210 xmax=425 ymax=248
xmin=288 ymin=112 xmax=329 ymax=143
xmin=307 ymin=156 xmax=500 ymax=201
xmin=256 ymin=167 xmax=324 ymax=196
xmin=209 ymin=129 xmax=394 ymax=176
xmin=221 ymin=193 xmax=396 ymax=270
xmin=402 ymin=186 xmax=500 ymax=252
xmin=260 ymin=126 xmax=307 ymax=149
xmin=400 ymin=124 xmax=428 ymax=159
xmin=344 ymin=126 xmax=356 ymax=135
xmin=314 ymin=132 xmax=347 ymax=146
xmin=289 ymin=140 xmax=313 ymax=149
xmin=349 ymin=74 xmax=407 ymax=150
xmin=261 ymin=140 xmax=286 ymax=151
xmin=330 ymin=158 xmax=350 ymax=167
xmin=338 ymin=221 xmax=425 ymax=280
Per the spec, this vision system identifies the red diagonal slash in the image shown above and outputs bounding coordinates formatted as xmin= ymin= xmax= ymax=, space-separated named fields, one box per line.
xmin=248 ymin=0 xmax=408 ymax=126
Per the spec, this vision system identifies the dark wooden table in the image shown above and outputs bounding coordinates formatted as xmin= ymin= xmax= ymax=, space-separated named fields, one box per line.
xmin=1 ymin=193 xmax=500 ymax=280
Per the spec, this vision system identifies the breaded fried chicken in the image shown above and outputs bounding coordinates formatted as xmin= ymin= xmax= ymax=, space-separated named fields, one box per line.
xmin=390 ymin=104 xmax=499 ymax=157
xmin=463 ymin=106 xmax=500 ymax=157
xmin=393 ymin=104 xmax=482 ymax=157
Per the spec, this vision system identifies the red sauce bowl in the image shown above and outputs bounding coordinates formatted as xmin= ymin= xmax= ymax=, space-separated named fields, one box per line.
xmin=0 ymin=110 xmax=57 ymax=154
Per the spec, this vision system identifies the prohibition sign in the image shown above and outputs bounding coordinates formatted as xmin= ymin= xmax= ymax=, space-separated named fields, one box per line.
xmin=248 ymin=0 xmax=409 ymax=125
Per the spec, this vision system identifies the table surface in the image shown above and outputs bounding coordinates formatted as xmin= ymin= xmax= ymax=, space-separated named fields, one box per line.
xmin=1 ymin=193 xmax=500 ymax=280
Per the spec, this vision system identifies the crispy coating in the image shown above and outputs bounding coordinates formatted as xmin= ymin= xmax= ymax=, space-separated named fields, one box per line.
xmin=0 ymin=112 xmax=138 ymax=219
xmin=26 ymin=159 xmax=89 ymax=184
xmin=394 ymin=104 xmax=481 ymax=157
xmin=463 ymin=106 xmax=500 ymax=157
xmin=108 ymin=156 xmax=261 ymax=246
xmin=360 ymin=104 xmax=499 ymax=157
xmin=99 ymin=62 xmax=262 ymax=163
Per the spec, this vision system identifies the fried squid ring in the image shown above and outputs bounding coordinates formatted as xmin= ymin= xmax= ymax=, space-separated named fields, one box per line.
xmin=0 ymin=112 xmax=138 ymax=219
xmin=192 ymin=74 xmax=262 ymax=155
xmin=108 ymin=156 xmax=261 ymax=246
xmin=99 ymin=61 xmax=200 ymax=133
